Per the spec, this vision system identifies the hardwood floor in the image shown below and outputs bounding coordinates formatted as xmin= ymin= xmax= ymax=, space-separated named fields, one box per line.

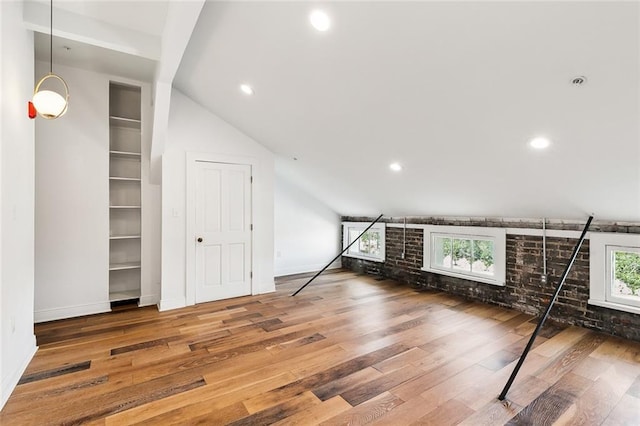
xmin=2 ymin=270 xmax=639 ymax=425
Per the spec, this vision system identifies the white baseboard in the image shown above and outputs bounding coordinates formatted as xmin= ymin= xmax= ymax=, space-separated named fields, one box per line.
xmin=139 ymin=294 xmax=160 ymax=307
xmin=34 ymin=301 xmax=111 ymax=323
xmin=158 ymin=296 xmax=186 ymax=312
xmin=1 ymin=336 xmax=37 ymax=410
xmin=254 ymin=285 xmax=276 ymax=296
xmin=275 ymin=260 xmax=341 ymax=277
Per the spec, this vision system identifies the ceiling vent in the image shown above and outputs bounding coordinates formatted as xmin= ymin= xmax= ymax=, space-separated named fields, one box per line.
xmin=571 ymin=76 xmax=587 ymax=86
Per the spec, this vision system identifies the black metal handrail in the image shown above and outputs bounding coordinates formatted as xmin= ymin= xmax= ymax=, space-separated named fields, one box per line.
xmin=498 ymin=215 xmax=593 ymax=401
xmin=291 ymin=214 xmax=384 ymax=296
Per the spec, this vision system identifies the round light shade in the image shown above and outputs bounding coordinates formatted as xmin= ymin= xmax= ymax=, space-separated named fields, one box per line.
xmin=33 ymin=90 xmax=67 ymax=119
xmin=33 ymin=73 xmax=69 ymax=119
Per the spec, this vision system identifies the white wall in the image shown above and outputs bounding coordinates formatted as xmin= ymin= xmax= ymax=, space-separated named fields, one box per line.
xmin=1 ymin=5 xmax=4 ymax=408
xmin=161 ymin=89 xmax=275 ymax=310
xmin=0 ymin=0 xmax=38 ymax=409
xmin=34 ymin=61 xmax=110 ymax=320
xmin=34 ymin=62 xmax=161 ymax=321
xmin=141 ymin=139 xmax=162 ymax=307
xmin=274 ymin=175 xmax=341 ymax=276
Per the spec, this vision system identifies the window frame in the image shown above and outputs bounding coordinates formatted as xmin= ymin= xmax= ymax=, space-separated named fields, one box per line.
xmin=422 ymin=225 xmax=506 ymax=286
xmin=589 ymin=232 xmax=640 ymax=315
xmin=342 ymin=222 xmax=386 ymax=263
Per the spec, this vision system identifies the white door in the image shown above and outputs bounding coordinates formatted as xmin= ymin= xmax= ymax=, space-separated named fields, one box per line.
xmin=195 ymin=161 xmax=252 ymax=303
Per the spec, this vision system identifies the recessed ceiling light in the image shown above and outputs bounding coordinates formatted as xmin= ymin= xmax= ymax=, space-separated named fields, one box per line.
xmin=389 ymin=162 xmax=402 ymax=172
xmin=239 ymin=84 xmax=254 ymax=95
xmin=529 ymin=137 xmax=551 ymax=150
xmin=309 ymin=10 xmax=331 ymax=31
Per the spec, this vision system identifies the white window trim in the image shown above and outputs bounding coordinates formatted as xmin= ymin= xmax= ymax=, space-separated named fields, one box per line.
xmin=421 ymin=225 xmax=506 ymax=286
xmin=589 ymin=232 xmax=640 ymax=315
xmin=342 ymin=222 xmax=386 ymax=263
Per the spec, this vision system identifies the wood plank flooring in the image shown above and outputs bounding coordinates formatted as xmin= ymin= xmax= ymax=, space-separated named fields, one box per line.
xmin=2 ymin=270 xmax=639 ymax=425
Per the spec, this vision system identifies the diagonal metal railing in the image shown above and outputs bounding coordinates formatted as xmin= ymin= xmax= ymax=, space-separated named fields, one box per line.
xmin=498 ymin=215 xmax=593 ymax=401
xmin=291 ymin=214 xmax=384 ymax=296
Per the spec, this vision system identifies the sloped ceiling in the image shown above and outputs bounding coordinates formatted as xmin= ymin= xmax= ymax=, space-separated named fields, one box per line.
xmin=174 ymin=1 xmax=640 ymax=222
xmin=26 ymin=1 xmax=640 ymax=222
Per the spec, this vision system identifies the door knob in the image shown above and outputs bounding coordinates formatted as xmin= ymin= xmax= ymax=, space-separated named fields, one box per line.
xmin=197 ymin=237 xmax=203 ymax=243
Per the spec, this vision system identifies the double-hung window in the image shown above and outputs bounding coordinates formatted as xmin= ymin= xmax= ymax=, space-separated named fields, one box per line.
xmin=422 ymin=225 xmax=506 ymax=286
xmin=342 ymin=222 xmax=385 ymax=262
xmin=589 ymin=233 xmax=640 ymax=314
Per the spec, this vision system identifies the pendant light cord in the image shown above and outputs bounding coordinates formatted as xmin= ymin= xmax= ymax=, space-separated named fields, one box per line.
xmin=50 ymin=0 xmax=53 ymax=73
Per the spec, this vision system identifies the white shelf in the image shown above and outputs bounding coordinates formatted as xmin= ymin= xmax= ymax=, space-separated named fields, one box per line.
xmin=109 ymin=82 xmax=142 ymax=308
xmin=109 ymin=262 xmax=141 ymax=271
xmin=109 ymin=177 xmax=141 ymax=181
xmin=110 ymin=150 xmax=141 ymax=157
xmin=110 ymin=116 xmax=141 ymax=129
xmin=109 ymin=290 xmax=140 ymax=302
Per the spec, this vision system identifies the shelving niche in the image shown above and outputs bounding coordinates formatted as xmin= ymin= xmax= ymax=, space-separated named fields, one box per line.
xmin=109 ymin=83 xmax=142 ymax=304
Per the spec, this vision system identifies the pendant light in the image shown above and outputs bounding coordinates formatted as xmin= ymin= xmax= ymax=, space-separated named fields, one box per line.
xmin=32 ymin=0 xmax=69 ymax=119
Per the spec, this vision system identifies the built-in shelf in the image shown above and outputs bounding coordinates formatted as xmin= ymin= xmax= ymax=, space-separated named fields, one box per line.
xmin=109 ymin=115 xmax=141 ymax=129
xmin=109 ymin=177 xmax=141 ymax=181
xmin=109 ymin=150 xmax=141 ymax=157
xmin=109 ymin=82 xmax=142 ymax=310
xmin=109 ymin=290 xmax=140 ymax=302
xmin=109 ymin=262 xmax=141 ymax=271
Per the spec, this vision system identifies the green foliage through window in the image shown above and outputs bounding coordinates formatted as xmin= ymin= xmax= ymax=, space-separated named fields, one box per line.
xmin=438 ymin=236 xmax=494 ymax=275
xmin=473 ymin=240 xmax=494 ymax=269
xmin=614 ymin=251 xmax=640 ymax=296
xmin=349 ymin=228 xmax=381 ymax=257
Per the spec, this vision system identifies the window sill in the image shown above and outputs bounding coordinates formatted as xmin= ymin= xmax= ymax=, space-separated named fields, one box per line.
xmin=343 ymin=253 xmax=385 ymax=263
xmin=421 ymin=267 xmax=505 ymax=286
xmin=588 ymin=299 xmax=640 ymax=315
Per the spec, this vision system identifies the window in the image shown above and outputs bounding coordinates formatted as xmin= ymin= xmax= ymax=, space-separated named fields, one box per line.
xmin=342 ymin=222 xmax=385 ymax=262
xmin=590 ymin=233 xmax=640 ymax=314
xmin=422 ymin=225 xmax=505 ymax=286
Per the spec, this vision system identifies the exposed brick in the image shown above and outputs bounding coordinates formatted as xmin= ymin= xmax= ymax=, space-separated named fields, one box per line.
xmin=341 ymin=217 xmax=640 ymax=342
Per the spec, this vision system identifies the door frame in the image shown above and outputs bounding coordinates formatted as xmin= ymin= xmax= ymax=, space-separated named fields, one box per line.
xmin=185 ymin=152 xmax=257 ymax=306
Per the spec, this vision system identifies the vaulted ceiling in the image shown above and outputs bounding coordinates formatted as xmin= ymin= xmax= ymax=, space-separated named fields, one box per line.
xmin=31 ymin=1 xmax=640 ymax=222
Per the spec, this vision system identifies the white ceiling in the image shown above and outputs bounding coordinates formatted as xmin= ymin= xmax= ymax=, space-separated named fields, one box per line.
xmin=27 ymin=1 xmax=640 ymax=222
xmin=30 ymin=0 xmax=169 ymax=37
xmin=30 ymin=0 xmax=169 ymax=81
xmin=34 ymin=33 xmax=157 ymax=82
xmin=174 ymin=1 xmax=640 ymax=222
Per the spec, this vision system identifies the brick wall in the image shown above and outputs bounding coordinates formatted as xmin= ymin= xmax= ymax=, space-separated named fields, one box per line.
xmin=342 ymin=219 xmax=640 ymax=342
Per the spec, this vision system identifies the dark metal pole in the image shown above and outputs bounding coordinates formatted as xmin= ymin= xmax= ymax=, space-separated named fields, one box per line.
xmin=292 ymin=214 xmax=384 ymax=296
xmin=498 ymin=215 xmax=593 ymax=401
